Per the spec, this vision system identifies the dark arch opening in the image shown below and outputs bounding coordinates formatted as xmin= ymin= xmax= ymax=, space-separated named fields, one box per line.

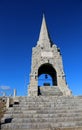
xmin=38 ymin=63 xmax=57 ymax=95
xmin=38 ymin=63 xmax=57 ymax=86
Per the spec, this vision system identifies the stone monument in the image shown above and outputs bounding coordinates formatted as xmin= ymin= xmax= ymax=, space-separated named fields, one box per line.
xmin=28 ymin=14 xmax=72 ymax=96
xmin=1 ymin=15 xmax=82 ymax=130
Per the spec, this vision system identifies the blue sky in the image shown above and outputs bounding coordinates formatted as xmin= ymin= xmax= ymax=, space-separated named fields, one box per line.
xmin=0 ymin=0 xmax=82 ymax=96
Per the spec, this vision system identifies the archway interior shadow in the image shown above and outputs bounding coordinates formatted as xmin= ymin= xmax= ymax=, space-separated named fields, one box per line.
xmin=38 ymin=63 xmax=57 ymax=95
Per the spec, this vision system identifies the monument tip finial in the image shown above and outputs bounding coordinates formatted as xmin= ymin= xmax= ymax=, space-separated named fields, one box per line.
xmin=37 ymin=13 xmax=52 ymax=46
xmin=43 ymin=13 xmax=45 ymax=18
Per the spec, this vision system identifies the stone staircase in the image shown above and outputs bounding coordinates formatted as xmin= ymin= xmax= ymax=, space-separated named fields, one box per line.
xmin=1 ymin=96 xmax=82 ymax=130
xmin=39 ymin=86 xmax=63 ymax=96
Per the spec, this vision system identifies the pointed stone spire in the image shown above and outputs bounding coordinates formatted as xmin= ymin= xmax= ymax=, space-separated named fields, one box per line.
xmin=37 ymin=14 xmax=52 ymax=48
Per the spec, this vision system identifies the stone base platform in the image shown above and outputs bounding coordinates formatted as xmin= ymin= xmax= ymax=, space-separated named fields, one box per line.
xmin=1 ymin=96 xmax=82 ymax=130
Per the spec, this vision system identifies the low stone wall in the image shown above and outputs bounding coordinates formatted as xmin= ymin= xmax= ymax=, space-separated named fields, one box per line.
xmin=0 ymin=99 xmax=6 ymax=120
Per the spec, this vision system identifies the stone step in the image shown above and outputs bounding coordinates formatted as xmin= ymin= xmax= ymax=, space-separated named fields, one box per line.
xmin=19 ymin=102 xmax=82 ymax=106
xmin=3 ymin=111 xmax=82 ymax=119
xmin=12 ymin=96 xmax=82 ymax=102
xmin=5 ymin=109 xmax=82 ymax=115
xmin=1 ymin=128 xmax=82 ymax=130
xmin=0 ymin=128 xmax=51 ymax=130
xmin=18 ymin=102 xmax=82 ymax=106
xmin=18 ymin=105 xmax=82 ymax=109
xmin=1 ymin=120 xmax=82 ymax=129
xmin=12 ymin=116 xmax=82 ymax=123
xmin=19 ymin=99 xmax=82 ymax=104
xmin=19 ymin=99 xmax=82 ymax=103
xmin=5 ymin=107 xmax=82 ymax=113
xmin=4 ymin=111 xmax=82 ymax=117
xmin=11 ymin=107 xmax=82 ymax=113
xmin=18 ymin=96 xmax=82 ymax=99
xmin=13 ymin=101 xmax=82 ymax=106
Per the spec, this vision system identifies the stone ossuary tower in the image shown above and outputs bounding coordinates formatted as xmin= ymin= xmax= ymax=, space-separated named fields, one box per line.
xmin=28 ymin=15 xmax=72 ymax=96
xmin=2 ymin=15 xmax=82 ymax=130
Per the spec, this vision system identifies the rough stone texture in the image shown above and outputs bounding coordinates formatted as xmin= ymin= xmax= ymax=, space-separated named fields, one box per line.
xmin=1 ymin=96 xmax=82 ymax=130
xmin=28 ymin=15 xmax=71 ymax=96
xmin=39 ymin=86 xmax=63 ymax=96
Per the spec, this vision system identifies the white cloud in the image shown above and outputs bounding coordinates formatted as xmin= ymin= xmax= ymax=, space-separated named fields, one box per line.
xmin=0 ymin=86 xmax=10 ymax=90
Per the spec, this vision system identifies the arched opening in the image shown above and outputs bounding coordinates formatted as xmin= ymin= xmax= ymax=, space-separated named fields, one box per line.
xmin=38 ymin=63 xmax=57 ymax=95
